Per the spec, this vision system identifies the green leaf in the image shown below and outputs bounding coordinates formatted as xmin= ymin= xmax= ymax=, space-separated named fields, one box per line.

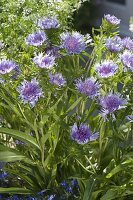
xmin=6 ymin=168 xmax=40 ymax=188
xmin=0 ymin=151 xmax=25 ymax=162
xmin=106 ymin=159 xmax=132 ymax=178
xmin=0 ymin=127 xmax=40 ymax=150
xmin=83 ymin=177 xmax=95 ymax=200
xmin=52 ymin=124 xmax=60 ymax=151
xmin=100 ymin=189 xmax=118 ymax=200
xmin=43 ymin=153 xmax=52 ymax=168
xmin=0 ymin=187 xmax=32 ymax=194
xmin=122 ymin=190 xmax=133 ymax=197
xmin=92 ymin=190 xmax=103 ymax=199
xmin=66 ymin=97 xmax=83 ymax=113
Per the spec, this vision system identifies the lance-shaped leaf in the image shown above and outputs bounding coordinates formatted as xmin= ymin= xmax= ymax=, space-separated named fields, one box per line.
xmin=0 ymin=187 xmax=32 ymax=194
xmin=0 ymin=127 xmax=40 ymax=149
xmin=83 ymin=177 xmax=96 ymax=200
xmin=0 ymin=151 xmax=25 ymax=162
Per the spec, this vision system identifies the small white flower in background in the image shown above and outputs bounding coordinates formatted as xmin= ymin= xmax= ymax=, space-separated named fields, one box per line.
xmin=129 ymin=17 xmax=133 ymax=32
xmin=129 ymin=23 xmax=133 ymax=32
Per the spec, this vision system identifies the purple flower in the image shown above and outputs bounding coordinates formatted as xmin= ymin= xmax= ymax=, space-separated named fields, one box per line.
xmin=71 ymin=179 xmax=79 ymax=189
xmin=17 ymin=78 xmax=43 ymax=107
xmin=0 ymin=59 xmax=16 ymax=74
xmin=49 ymin=73 xmax=66 ymax=87
xmin=33 ymin=53 xmax=55 ymax=69
xmin=26 ymin=31 xmax=47 ymax=46
xmin=76 ymin=78 xmax=99 ymax=98
xmin=60 ymin=180 xmax=68 ymax=188
xmin=15 ymin=140 xmax=24 ymax=145
xmin=95 ymin=60 xmax=118 ymax=78
xmin=60 ymin=180 xmax=72 ymax=193
xmin=0 ymin=171 xmax=8 ymax=179
xmin=47 ymin=195 xmax=56 ymax=200
xmin=100 ymin=93 xmax=127 ymax=115
xmin=44 ymin=46 xmax=61 ymax=58
xmin=105 ymin=36 xmax=123 ymax=52
xmin=37 ymin=17 xmax=59 ymax=29
xmin=11 ymin=66 xmax=21 ymax=79
xmin=8 ymin=195 xmax=20 ymax=200
xmin=60 ymin=32 xmax=87 ymax=54
xmin=38 ymin=190 xmax=46 ymax=196
xmin=104 ymin=14 xmax=121 ymax=25
xmin=27 ymin=197 xmax=37 ymax=200
xmin=70 ymin=123 xmax=98 ymax=144
xmin=120 ymin=51 xmax=133 ymax=71
xmin=60 ymin=179 xmax=79 ymax=194
xmin=123 ymin=37 xmax=133 ymax=51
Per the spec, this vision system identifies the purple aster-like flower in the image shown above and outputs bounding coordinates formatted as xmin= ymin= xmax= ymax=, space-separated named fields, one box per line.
xmin=26 ymin=31 xmax=47 ymax=46
xmin=95 ymin=60 xmax=118 ymax=78
xmin=76 ymin=78 xmax=99 ymax=98
xmin=0 ymin=59 xmax=16 ymax=74
xmin=49 ymin=73 xmax=66 ymax=87
xmin=33 ymin=53 xmax=55 ymax=69
xmin=70 ymin=123 xmax=98 ymax=144
xmin=17 ymin=78 xmax=43 ymax=107
xmin=105 ymin=36 xmax=123 ymax=52
xmin=60 ymin=32 xmax=87 ymax=54
xmin=122 ymin=37 xmax=133 ymax=51
xmin=37 ymin=17 xmax=59 ymax=29
xmin=120 ymin=51 xmax=133 ymax=71
xmin=100 ymin=93 xmax=127 ymax=115
xmin=104 ymin=14 xmax=121 ymax=25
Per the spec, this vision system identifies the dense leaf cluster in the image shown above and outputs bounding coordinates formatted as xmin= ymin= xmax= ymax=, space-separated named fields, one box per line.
xmin=0 ymin=1 xmax=133 ymax=200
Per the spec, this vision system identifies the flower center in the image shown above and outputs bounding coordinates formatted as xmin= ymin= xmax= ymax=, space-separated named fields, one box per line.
xmin=100 ymin=66 xmax=112 ymax=74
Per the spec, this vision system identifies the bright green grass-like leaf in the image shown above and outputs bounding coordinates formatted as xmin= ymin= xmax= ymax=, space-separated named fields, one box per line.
xmin=0 ymin=187 xmax=32 ymax=194
xmin=106 ymin=159 xmax=132 ymax=178
xmin=0 ymin=127 xmax=40 ymax=149
xmin=0 ymin=151 xmax=25 ymax=162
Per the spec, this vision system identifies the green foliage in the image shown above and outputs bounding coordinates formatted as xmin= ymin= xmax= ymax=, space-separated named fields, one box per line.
xmin=0 ymin=2 xmax=133 ymax=199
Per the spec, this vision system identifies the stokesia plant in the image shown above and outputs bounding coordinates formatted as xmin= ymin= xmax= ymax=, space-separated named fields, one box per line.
xmin=0 ymin=13 xmax=133 ymax=200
